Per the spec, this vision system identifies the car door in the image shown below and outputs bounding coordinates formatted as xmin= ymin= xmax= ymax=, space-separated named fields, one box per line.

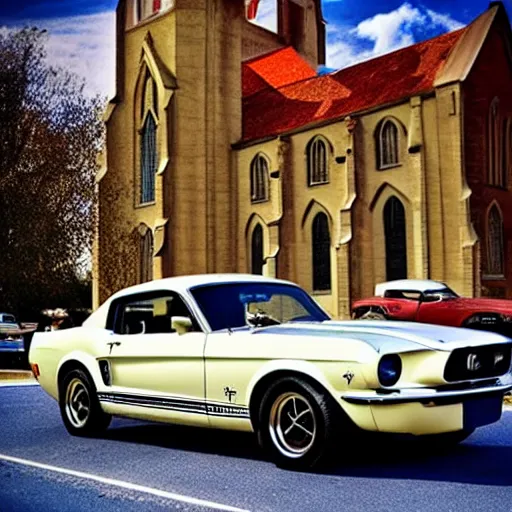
xmin=381 ymin=291 xmax=421 ymax=320
xmin=99 ymin=289 xmax=208 ymax=425
xmin=415 ymin=298 xmax=457 ymax=326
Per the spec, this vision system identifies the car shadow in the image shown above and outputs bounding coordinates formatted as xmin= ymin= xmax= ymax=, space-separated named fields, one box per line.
xmin=319 ymin=433 xmax=512 ymax=487
xmin=103 ymin=420 xmax=263 ymax=461
xmin=103 ymin=419 xmax=512 ymax=486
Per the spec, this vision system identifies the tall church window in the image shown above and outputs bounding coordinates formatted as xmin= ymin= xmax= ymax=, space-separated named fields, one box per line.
xmin=251 ymin=224 xmax=264 ymax=274
xmin=140 ymin=74 xmax=158 ymax=204
xmin=508 ymin=119 xmax=512 ymax=186
xmin=307 ymin=136 xmax=329 ymax=185
xmin=312 ymin=212 xmax=331 ymax=291
xmin=378 ymin=119 xmax=400 ymax=169
xmin=487 ymin=204 xmax=504 ymax=276
xmin=140 ymin=227 xmax=153 ymax=282
xmin=250 ymin=154 xmax=269 ymax=202
xmin=384 ymin=196 xmax=407 ymax=280
xmin=501 ymin=118 xmax=511 ymax=188
xmin=488 ymin=97 xmax=503 ymax=187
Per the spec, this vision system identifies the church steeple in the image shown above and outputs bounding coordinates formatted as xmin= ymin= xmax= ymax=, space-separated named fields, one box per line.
xmin=277 ymin=0 xmax=325 ymax=67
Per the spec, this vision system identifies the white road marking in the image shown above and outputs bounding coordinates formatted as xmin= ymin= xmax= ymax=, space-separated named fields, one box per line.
xmin=0 ymin=453 xmax=250 ymax=512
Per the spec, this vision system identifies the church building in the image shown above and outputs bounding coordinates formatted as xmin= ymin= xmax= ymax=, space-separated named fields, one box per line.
xmin=94 ymin=0 xmax=512 ymax=319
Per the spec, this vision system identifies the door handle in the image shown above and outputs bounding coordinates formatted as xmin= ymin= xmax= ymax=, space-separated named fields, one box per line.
xmin=107 ymin=341 xmax=121 ymax=354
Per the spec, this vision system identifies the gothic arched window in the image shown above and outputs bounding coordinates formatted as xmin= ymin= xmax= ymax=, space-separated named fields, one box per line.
xmin=488 ymin=97 xmax=502 ymax=186
xmin=383 ymin=196 xmax=407 ymax=280
xmin=250 ymin=154 xmax=269 ymax=202
xmin=378 ymin=119 xmax=400 ymax=169
xmin=487 ymin=204 xmax=504 ymax=276
xmin=140 ymin=227 xmax=154 ymax=282
xmin=307 ymin=136 xmax=329 ymax=185
xmin=251 ymin=223 xmax=264 ymax=275
xmin=140 ymin=74 xmax=158 ymax=204
xmin=312 ymin=212 xmax=331 ymax=291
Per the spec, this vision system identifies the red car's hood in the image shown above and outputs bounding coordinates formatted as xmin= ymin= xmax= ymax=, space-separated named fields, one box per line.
xmin=448 ymin=297 xmax=512 ymax=315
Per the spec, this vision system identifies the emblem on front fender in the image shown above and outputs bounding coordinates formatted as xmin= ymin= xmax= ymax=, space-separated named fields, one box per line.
xmin=343 ymin=371 xmax=355 ymax=385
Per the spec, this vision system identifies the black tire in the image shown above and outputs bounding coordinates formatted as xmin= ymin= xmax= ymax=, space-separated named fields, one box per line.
xmin=59 ymin=368 xmax=111 ymax=437
xmin=256 ymin=376 xmax=345 ymax=470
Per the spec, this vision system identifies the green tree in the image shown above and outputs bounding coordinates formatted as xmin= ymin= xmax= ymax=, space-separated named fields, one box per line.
xmin=0 ymin=27 xmax=104 ymax=319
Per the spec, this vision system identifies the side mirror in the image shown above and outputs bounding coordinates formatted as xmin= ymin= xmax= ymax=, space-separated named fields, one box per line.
xmin=171 ymin=316 xmax=192 ymax=335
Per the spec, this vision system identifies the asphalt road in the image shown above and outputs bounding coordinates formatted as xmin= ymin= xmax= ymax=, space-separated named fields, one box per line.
xmin=1 ymin=385 xmax=511 ymax=512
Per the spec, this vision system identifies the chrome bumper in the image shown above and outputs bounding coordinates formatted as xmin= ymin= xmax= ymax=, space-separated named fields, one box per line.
xmin=341 ymin=374 xmax=512 ymax=405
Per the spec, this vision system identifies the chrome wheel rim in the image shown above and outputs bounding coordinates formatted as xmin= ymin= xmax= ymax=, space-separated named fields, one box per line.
xmin=269 ymin=392 xmax=316 ymax=458
xmin=65 ymin=378 xmax=90 ymax=428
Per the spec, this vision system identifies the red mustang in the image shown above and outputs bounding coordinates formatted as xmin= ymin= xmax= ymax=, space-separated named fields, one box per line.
xmin=351 ymin=279 xmax=512 ymax=335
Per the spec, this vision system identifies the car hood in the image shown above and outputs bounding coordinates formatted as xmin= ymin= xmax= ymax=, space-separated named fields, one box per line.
xmin=251 ymin=319 xmax=512 ymax=352
xmin=446 ymin=297 xmax=512 ymax=314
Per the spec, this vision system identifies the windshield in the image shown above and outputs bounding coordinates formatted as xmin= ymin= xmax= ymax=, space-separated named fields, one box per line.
xmin=189 ymin=282 xmax=330 ymax=331
xmin=423 ymin=287 xmax=459 ymax=299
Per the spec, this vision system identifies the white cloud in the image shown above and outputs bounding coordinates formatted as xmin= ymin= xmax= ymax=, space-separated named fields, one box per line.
xmin=326 ymin=2 xmax=465 ymax=70
xmin=1 ymin=11 xmax=116 ymax=99
xmin=325 ymin=25 xmax=373 ymax=70
xmin=352 ymin=3 xmax=424 ymax=55
xmin=426 ymin=9 xmax=465 ymax=31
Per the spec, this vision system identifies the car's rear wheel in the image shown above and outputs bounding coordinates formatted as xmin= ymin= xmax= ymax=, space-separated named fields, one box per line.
xmin=59 ymin=368 xmax=111 ymax=436
xmin=256 ymin=376 xmax=343 ymax=470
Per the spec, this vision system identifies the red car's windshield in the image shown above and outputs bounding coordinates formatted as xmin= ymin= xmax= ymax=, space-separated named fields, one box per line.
xmin=423 ymin=287 xmax=459 ymax=299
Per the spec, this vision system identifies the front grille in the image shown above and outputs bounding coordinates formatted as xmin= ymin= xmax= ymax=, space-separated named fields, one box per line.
xmin=444 ymin=343 xmax=512 ymax=382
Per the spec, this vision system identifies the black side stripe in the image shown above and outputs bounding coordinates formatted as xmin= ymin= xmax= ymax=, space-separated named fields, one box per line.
xmin=97 ymin=392 xmax=250 ymax=418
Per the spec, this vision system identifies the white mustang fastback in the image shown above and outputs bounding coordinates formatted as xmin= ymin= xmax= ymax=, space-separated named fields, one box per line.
xmin=29 ymin=274 xmax=512 ymax=469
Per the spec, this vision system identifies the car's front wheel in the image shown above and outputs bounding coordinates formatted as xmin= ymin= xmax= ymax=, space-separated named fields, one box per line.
xmin=59 ymin=368 xmax=111 ymax=437
xmin=257 ymin=376 xmax=342 ymax=470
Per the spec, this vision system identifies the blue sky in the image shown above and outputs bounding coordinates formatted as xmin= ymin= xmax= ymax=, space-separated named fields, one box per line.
xmin=0 ymin=0 xmax=510 ymax=97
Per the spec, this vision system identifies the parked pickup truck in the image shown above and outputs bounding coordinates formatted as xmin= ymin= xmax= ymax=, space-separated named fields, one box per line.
xmin=351 ymin=279 xmax=512 ymax=336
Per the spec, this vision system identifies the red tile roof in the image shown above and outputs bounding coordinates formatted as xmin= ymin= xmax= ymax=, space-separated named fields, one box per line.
xmin=241 ymin=28 xmax=467 ymax=142
xmin=242 ymin=46 xmax=317 ymax=97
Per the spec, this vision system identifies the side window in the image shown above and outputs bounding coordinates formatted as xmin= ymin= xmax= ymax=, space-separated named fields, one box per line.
xmin=384 ymin=290 xmax=421 ymax=300
xmin=113 ymin=292 xmax=200 ymax=335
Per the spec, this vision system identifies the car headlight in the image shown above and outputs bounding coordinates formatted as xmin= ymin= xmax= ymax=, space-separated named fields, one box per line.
xmin=378 ymin=354 xmax=402 ymax=387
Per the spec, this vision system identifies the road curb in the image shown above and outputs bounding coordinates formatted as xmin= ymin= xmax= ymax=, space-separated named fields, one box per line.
xmin=0 ymin=369 xmax=37 ymax=387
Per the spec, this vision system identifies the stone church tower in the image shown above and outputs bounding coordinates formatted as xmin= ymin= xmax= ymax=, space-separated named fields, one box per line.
xmin=94 ymin=0 xmax=325 ymax=305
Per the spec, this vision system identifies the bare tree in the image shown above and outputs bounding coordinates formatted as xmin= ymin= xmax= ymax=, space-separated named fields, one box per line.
xmin=0 ymin=27 xmax=104 ymax=319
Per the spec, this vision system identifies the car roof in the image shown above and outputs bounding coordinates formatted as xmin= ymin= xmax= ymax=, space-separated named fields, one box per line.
xmin=374 ymin=279 xmax=448 ymax=296
xmin=110 ymin=273 xmax=297 ymax=297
